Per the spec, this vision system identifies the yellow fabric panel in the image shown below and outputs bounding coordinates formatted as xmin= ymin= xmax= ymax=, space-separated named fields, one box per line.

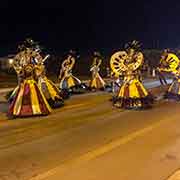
xmin=136 ymin=80 xmax=148 ymax=96
xmin=45 ymin=78 xmax=60 ymax=100
xmin=90 ymin=74 xmax=106 ymax=88
xmin=37 ymin=82 xmax=52 ymax=113
xmin=38 ymin=79 xmax=42 ymax=92
xmin=13 ymin=83 xmax=24 ymax=115
xmin=48 ymin=79 xmax=60 ymax=92
xmin=67 ymin=76 xmax=75 ymax=88
xmin=118 ymin=84 xmax=125 ymax=97
xmin=129 ymin=80 xmax=140 ymax=98
xmin=90 ymin=79 xmax=97 ymax=88
xmin=29 ymin=80 xmax=41 ymax=115
xmin=97 ymin=74 xmax=106 ymax=87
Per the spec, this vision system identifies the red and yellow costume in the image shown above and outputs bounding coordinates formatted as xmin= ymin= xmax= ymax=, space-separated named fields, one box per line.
xmin=8 ymin=42 xmax=51 ymax=118
xmin=8 ymin=63 xmax=51 ymax=117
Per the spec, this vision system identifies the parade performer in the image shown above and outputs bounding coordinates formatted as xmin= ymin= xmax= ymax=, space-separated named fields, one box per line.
xmin=110 ymin=40 xmax=153 ymax=109
xmin=6 ymin=40 xmax=40 ymax=102
xmin=6 ymin=57 xmax=24 ymax=103
xmin=89 ymin=52 xmax=106 ymax=90
xmin=8 ymin=40 xmax=51 ymax=118
xmin=110 ymin=71 xmax=123 ymax=94
xmin=58 ymin=50 xmax=86 ymax=94
xmin=32 ymin=48 xmax=64 ymax=108
xmin=157 ymin=50 xmax=180 ymax=100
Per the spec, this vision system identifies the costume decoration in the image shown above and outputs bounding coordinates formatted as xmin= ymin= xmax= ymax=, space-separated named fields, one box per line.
xmin=110 ymin=40 xmax=153 ymax=109
xmin=157 ymin=51 xmax=180 ymax=100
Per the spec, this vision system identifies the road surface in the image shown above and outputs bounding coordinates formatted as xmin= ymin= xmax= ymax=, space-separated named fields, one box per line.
xmin=0 ymin=79 xmax=172 ymax=94
xmin=0 ymin=79 xmax=179 ymax=180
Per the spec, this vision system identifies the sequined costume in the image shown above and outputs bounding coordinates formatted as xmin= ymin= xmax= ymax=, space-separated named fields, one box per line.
xmin=110 ymin=41 xmax=153 ymax=109
xmin=8 ymin=39 xmax=51 ymax=117
xmin=59 ymin=51 xmax=86 ymax=94
xmin=89 ymin=52 xmax=106 ymax=90
xmin=157 ymin=52 xmax=180 ymax=100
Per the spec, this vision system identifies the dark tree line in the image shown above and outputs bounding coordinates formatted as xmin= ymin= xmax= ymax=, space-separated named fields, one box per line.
xmin=2 ymin=49 xmax=180 ymax=78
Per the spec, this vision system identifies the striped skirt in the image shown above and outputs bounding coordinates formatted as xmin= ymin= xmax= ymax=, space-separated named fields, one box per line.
xmin=113 ymin=78 xmax=153 ymax=109
xmin=8 ymin=79 xmax=51 ymax=117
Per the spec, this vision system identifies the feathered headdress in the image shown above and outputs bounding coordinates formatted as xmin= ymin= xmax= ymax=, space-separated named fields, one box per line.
xmin=68 ymin=49 xmax=76 ymax=56
xmin=68 ymin=49 xmax=80 ymax=58
xmin=124 ymin=40 xmax=142 ymax=51
xmin=93 ymin=51 xmax=102 ymax=57
xmin=18 ymin=38 xmax=41 ymax=52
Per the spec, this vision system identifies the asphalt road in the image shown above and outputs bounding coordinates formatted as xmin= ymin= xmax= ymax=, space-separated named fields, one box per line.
xmin=0 ymin=79 xmax=179 ymax=180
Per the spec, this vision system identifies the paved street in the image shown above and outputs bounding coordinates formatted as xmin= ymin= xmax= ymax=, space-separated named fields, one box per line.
xmin=0 ymin=79 xmax=179 ymax=180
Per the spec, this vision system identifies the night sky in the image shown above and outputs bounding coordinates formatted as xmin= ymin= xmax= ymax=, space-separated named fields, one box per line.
xmin=0 ymin=0 xmax=179 ymax=55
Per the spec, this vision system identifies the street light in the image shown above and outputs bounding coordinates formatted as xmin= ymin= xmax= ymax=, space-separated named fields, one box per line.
xmin=8 ymin=58 xmax=14 ymax=65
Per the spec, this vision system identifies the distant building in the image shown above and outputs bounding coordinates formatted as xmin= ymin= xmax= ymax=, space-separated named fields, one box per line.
xmin=0 ymin=54 xmax=15 ymax=70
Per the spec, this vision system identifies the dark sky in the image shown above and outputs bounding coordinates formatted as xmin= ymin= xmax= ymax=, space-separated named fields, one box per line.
xmin=0 ymin=0 xmax=179 ymax=55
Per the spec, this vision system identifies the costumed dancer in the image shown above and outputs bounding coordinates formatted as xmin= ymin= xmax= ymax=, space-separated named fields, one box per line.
xmin=110 ymin=71 xmax=123 ymax=94
xmin=8 ymin=40 xmax=51 ymax=118
xmin=110 ymin=40 xmax=153 ymax=109
xmin=157 ymin=50 xmax=180 ymax=100
xmin=29 ymin=42 xmax=64 ymax=108
xmin=58 ymin=50 xmax=86 ymax=94
xmin=89 ymin=52 xmax=106 ymax=90
xmin=5 ymin=43 xmax=30 ymax=102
